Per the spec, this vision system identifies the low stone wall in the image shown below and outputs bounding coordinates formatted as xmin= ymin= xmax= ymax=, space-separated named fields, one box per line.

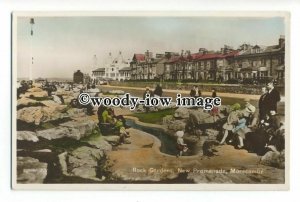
xmin=110 ymin=81 xmax=285 ymax=95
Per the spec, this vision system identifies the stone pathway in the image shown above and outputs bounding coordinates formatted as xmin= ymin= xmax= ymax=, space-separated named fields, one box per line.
xmin=107 ymin=125 xmax=284 ymax=183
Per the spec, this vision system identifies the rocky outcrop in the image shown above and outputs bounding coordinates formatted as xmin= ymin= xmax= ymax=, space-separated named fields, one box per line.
xmin=58 ymin=146 xmax=107 ymax=181
xmin=102 ymin=135 xmax=121 ymax=145
xmin=36 ymin=126 xmax=75 ymax=140
xmin=17 ymin=105 xmax=68 ymax=125
xmin=205 ymin=129 xmax=220 ymax=140
xmin=17 ymin=131 xmax=39 ymax=142
xmin=188 ymin=110 xmax=214 ymax=125
xmin=36 ymin=120 xmax=97 ymax=140
xmin=60 ymin=120 xmax=97 ymax=139
xmin=260 ymin=150 xmax=285 ymax=169
xmin=162 ymin=115 xmax=174 ymax=125
xmin=67 ymin=108 xmax=87 ymax=118
xmin=17 ymin=97 xmax=38 ymax=107
xmin=17 ymin=157 xmax=47 ymax=183
xmin=167 ymin=120 xmax=186 ymax=131
xmin=174 ymin=108 xmax=190 ymax=119
xmin=86 ymin=136 xmax=113 ymax=151
xmin=20 ymin=90 xmax=48 ymax=98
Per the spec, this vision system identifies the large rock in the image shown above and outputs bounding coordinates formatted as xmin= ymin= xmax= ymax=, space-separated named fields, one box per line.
xmin=205 ymin=129 xmax=220 ymax=140
xmin=17 ymin=106 xmax=68 ymax=125
xmin=59 ymin=146 xmax=106 ymax=181
xmin=67 ymin=108 xmax=87 ymax=118
xmin=17 ymin=97 xmax=38 ymax=107
xmin=102 ymin=135 xmax=121 ymax=145
xmin=260 ymin=151 xmax=285 ymax=169
xmin=20 ymin=90 xmax=48 ymax=98
xmin=27 ymin=87 xmax=44 ymax=93
xmin=17 ymin=131 xmax=39 ymax=142
xmin=162 ymin=115 xmax=174 ymax=125
xmin=36 ymin=126 xmax=77 ymax=140
xmin=60 ymin=120 xmax=97 ymax=139
xmin=167 ymin=120 xmax=186 ymax=131
xmin=17 ymin=157 xmax=47 ymax=183
xmin=174 ymin=108 xmax=190 ymax=119
xmin=188 ymin=110 xmax=215 ymax=127
xmin=36 ymin=120 xmax=97 ymax=140
xmin=86 ymin=136 xmax=113 ymax=151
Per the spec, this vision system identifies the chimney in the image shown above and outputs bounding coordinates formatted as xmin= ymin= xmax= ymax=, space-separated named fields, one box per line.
xmin=279 ymin=35 xmax=285 ymax=48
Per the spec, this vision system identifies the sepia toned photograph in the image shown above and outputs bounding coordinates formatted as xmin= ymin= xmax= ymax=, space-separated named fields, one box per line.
xmin=12 ymin=12 xmax=289 ymax=190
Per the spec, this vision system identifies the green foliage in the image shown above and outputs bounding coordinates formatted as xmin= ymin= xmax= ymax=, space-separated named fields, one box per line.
xmin=131 ymin=108 xmax=176 ymax=124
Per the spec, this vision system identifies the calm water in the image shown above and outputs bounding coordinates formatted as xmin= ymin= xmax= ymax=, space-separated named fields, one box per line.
xmin=126 ymin=119 xmax=179 ymax=156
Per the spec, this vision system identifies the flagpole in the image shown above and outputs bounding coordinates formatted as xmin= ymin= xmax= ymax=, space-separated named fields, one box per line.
xmin=29 ymin=18 xmax=34 ymax=81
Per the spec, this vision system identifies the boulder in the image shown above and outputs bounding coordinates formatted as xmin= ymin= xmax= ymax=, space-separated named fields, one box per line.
xmin=36 ymin=126 xmax=78 ymax=140
xmin=86 ymin=136 xmax=113 ymax=151
xmin=60 ymin=146 xmax=106 ymax=180
xmin=174 ymin=108 xmax=190 ymax=119
xmin=17 ymin=131 xmax=39 ymax=142
xmin=27 ymin=87 xmax=44 ymax=93
xmin=60 ymin=120 xmax=97 ymax=139
xmin=188 ymin=110 xmax=215 ymax=127
xmin=67 ymin=108 xmax=87 ymax=118
xmin=17 ymin=157 xmax=47 ymax=183
xmin=205 ymin=129 xmax=220 ymax=140
xmin=168 ymin=120 xmax=186 ymax=131
xmin=17 ymin=97 xmax=38 ymax=107
xmin=260 ymin=150 xmax=285 ymax=169
xmin=40 ymin=100 xmax=67 ymax=110
xmin=103 ymin=135 xmax=121 ymax=145
xmin=17 ymin=105 xmax=68 ymax=125
xmin=36 ymin=120 xmax=97 ymax=140
xmin=162 ymin=115 xmax=174 ymax=125
xmin=20 ymin=90 xmax=48 ymax=98
xmin=52 ymin=95 xmax=63 ymax=104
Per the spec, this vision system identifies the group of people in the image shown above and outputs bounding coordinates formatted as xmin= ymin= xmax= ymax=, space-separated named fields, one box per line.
xmin=176 ymin=81 xmax=284 ymax=157
xmin=142 ymin=84 xmax=163 ymax=113
xmin=218 ymin=81 xmax=283 ymax=154
xmin=97 ymin=105 xmax=131 ymax=145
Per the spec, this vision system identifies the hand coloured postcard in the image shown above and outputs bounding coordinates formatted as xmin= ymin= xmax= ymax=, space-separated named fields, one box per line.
xmin=12 ymin=11 xmax=289 ymax=190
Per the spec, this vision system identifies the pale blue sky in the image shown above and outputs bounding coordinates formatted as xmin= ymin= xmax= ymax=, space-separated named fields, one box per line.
xmin=17 ymin=16 xmax=285 ymax=79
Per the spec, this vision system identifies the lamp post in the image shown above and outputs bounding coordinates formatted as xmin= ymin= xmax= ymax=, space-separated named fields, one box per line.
xmin=29 ymin=18 xmax=35 ymax=81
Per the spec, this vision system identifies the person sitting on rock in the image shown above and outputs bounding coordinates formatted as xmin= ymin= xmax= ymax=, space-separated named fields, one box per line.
xmin=219 ymin=110 xmax=239 ymax=145
xmin=107 ymin=108 xmax=130 ymax=129
xmin=143 ymin=87 xmax=153 ymax=113
xmin=119 ymin=126 xmax=131 ymax=144
xmin=176 ymin=130 xmax=188 ymax=157
xmin=263 ymin=111 xmax=284 ymax=153
xmin=232 ymin=112 xmax=249 ymax=149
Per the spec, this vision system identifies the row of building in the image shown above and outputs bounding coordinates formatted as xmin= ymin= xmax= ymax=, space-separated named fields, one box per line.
xmin=89 ymin=35 xmax=285 ymax=84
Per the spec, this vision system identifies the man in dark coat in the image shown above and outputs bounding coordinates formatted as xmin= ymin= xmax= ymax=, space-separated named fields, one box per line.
xmin=258 ymin=87 xmax=268 ymax=120
xmin=153 ymin=84 xmax=163 ymax=97
xmin=265 ymin=82 xmax=281 ymax=113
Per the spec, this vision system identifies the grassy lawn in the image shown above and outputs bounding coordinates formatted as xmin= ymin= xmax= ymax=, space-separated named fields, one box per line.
xmin=129 ymin=97 xmax=258 ymax=125
xmin=130 ymin=108 xmax=177 ymax=124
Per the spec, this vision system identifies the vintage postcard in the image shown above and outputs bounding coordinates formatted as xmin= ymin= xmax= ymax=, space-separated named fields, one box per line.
xmin=12 ymin=11 xmax=289 ymax=190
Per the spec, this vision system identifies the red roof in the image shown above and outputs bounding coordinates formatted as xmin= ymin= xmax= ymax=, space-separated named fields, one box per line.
xmin=133 ymin=54 xmax=145 ymax=62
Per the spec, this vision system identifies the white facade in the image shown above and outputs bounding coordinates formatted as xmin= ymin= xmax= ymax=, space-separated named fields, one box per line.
xmin=104 ymin=52 xmax=131 ymax=81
